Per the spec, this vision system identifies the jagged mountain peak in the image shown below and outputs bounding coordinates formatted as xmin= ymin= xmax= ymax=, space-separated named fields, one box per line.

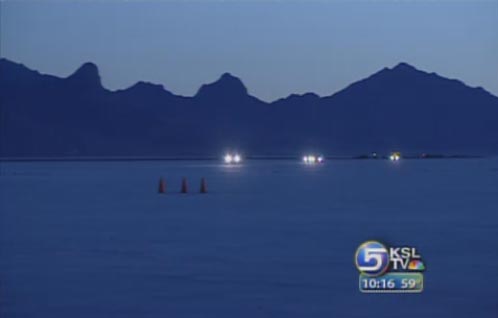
xmin=121 ymin=81 xmax=175 ymax=97
xmin=130 ymin=81 xmax=165 ymax=91
xmin=391 ymin=62 xmax=418 ymax=72
xmin=219 ymin=72 xmax=239 ymax=81
xmin=274 ymin=92 xmax=321 ymax=104
xmin=196 ymin=72 xmax=248 ymax=99
xmin=67 ymin=62 xmax=102 ymax=88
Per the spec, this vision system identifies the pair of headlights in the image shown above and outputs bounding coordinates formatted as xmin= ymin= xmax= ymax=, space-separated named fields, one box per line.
xmin=224 ymin=153 xmax=242 ymax=164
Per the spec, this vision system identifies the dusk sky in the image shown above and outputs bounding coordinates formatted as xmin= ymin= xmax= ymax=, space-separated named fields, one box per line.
xmin=1 ymin=0 xmax=497 ymax=101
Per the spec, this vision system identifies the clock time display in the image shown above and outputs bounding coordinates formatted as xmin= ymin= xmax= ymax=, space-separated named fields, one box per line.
xmin=359 ymin=273 xmax=423 ymax=293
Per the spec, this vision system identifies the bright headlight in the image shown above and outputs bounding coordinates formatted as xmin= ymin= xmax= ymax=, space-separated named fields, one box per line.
xmin=224 ymin=152 xmax=242 ymax=164
xmin=303 ymin=154 xmax=323 ymax=164
xmin=390 ymin=152 xmax=401 ymax=161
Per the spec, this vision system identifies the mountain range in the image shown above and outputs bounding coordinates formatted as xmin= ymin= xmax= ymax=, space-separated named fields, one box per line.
xmin=1 ymin=58 xmax=498 ymax=157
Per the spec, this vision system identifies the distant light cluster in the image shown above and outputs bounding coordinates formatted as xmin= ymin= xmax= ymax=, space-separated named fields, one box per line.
xmin=303 ymin=154 xmax=324 ymax=165
xmin=221 ymin=150 xmax=404 ymax=164
xmin=224 ymin=153 xmax=242 ymax=164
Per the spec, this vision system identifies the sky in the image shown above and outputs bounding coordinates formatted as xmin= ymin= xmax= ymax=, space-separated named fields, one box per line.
xmin=1 ymin=0 xmax=498 ymax=102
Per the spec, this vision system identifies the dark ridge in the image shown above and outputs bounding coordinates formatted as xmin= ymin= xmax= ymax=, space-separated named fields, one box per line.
xmin=195 ymin=72 xmax=248 ymax=99
xmin=66 ymin=62 xmax=102 ymax=89
xmin=1 ymin=57 xmax=498 ymax=157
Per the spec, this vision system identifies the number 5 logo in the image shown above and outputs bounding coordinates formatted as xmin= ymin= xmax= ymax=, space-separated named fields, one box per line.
xmin=355 ymin=241 xmax=390 ymax=276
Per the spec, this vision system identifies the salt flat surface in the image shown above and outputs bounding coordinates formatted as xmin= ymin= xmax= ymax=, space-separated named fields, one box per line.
xmin=1 ymin=159 xmax=497 ymax=317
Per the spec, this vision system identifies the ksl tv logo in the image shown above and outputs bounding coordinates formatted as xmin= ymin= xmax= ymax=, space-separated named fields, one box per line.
xmin=355 ymin=240 xmax=426 ymax=276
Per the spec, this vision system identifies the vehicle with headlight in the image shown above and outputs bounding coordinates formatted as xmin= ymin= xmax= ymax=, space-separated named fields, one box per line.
xmin=224 ymin=152 xmax=242 ymax=164
xmin=389 ymin=152 xmax=401 ymax=161
xmin=302 ymin=154 xmax=324 ymax=164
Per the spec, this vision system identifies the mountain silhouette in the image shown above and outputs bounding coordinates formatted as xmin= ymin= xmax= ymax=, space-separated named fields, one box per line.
xmin=1 ymin=58 xmax=497 ymax=157
xmin=67 ymin=62 xmax=101 ymax=87
xmin=196 ymin=72 xmax=249 ymax=100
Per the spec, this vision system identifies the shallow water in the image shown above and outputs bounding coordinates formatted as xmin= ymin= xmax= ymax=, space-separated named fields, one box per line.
xmin=1 ymin=159 xmax=497 ymax=317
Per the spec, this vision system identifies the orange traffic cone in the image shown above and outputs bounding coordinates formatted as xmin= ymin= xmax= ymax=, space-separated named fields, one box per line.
xmin=158 ymin=178 xmax=166 ymax=194
xmin=180 ymin=177 xmax=188 ymax=194
xmin=200 ymin=177 xmax=208 ymax=194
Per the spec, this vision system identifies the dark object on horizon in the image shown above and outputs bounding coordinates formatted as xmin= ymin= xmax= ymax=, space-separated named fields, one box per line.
xmin=1 ymin=58 xmax=498 ymax=157
xmin=158 ymin=177 xmax=166 ymax=194
xmin=200 ymin=177 xmax=208 ymax=194
xmin=354 ymin=152 xmax=380 ymax=160
xmin=420 ymin=153 xmax=445 ymax=159
xmin=181 ymin=177 xmax=188 ymax=194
